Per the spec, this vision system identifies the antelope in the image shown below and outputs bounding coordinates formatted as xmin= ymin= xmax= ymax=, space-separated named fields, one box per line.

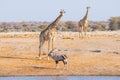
xmin=48 ymin=49 xmax=67 ymax=69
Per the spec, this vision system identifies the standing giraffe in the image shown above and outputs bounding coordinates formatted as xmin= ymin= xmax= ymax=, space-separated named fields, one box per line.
xmin=78 ymin=6 xmax=90 ymax=38
xmin=39 ymin=10 xmax=65 ymax=59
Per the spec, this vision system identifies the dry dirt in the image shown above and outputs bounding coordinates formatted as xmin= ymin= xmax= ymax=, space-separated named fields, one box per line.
xmin=0 ymin=31 xmax=120 ymax=76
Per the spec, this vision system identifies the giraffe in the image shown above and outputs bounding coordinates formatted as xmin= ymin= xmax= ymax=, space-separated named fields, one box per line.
xmin=78 ymin=6 xmax=90 ymax=38
xmin=39 ymin=10 xmax=65 ymax=60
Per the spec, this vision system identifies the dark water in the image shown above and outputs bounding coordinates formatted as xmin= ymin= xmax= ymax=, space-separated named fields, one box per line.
xmin=0 ymin=76 xmax=120 ymax=80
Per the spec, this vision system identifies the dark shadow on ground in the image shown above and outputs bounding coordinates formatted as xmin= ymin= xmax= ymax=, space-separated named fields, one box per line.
xmin=0 ymin=55 xmax=47 ymax=60
xmin=31 ymin=66 xmax=55 ymax=69
xmin=89 ymin=50 xmax=101 ymax=53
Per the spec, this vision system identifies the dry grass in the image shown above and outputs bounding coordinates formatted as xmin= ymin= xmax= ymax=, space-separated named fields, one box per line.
xmin=0 ymin=31 xmax=120 ymax=76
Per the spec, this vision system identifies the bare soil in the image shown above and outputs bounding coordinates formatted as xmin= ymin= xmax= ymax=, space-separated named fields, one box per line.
xmin=0 ymin=31 xmax=120 ymax=76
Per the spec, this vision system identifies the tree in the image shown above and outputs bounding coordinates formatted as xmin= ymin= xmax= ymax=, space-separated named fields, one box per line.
xmin=109 ymin=17 xmax=120 ymax=30
xmin=63 ymin=21 xmax=78 ymax=31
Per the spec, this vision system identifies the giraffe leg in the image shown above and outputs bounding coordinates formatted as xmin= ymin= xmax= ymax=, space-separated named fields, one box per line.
xmin=84 ymin=27 xmax=87 ymax=38
xmin=39 ymin=38 xmax=44 ymax=59
xmin=79 ymin=32 xmax=80 ymax=38
xmin=39 ymin=42 xmax=42 ymax=59
xmin=48 ymin=40 xmax=50 ymax=52
xmin=79 ymin=28 xmax=81 ymax=38
xmin=48 ymin=40 xmax=50 ymax=60
xmin=80 ymin=26 xmax=84 ymax=38
xmin=52 ymin=37 xmax=55 ymax=49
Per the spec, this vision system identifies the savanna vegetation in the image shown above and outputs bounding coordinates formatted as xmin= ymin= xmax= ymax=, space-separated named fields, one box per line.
xmin=109 ymin=17 xmax=120 ymax=30
xmin=0 ymin=17 xmax=120 ymax=32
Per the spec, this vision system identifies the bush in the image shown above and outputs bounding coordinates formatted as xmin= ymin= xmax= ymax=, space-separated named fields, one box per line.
xmin=90 ymin=23 xmax=107 ymax=31
xmin=62 ymin=21 xmax=78 ymax=32
xmin=109 ymin=17 xmax=120 ymax=30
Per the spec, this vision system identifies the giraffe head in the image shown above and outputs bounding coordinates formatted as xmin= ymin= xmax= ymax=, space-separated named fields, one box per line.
xmin=86 ymin=6 xmax=91 ymax=10
xmin=60 ymin=9 xmax=65 ymax=16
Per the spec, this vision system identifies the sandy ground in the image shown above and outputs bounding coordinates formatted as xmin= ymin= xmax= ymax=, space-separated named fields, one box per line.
xmin=0 ymin=31 xmax=120 ymax=76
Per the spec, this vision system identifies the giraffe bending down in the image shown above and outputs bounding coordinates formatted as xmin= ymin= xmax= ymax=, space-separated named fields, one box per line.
xmin=39 ymin=10 xmax=65 ymax=60
xmin=78 ymin=6 xmax=90 ymax=38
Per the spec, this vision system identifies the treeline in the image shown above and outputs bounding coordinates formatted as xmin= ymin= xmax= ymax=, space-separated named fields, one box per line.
xmin=0 ymin=17 xmax=120 ymax=32
xmin=0 ymin=21 xmax=49 ymax=32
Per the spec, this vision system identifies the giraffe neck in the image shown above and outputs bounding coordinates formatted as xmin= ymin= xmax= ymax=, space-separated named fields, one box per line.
xmin=54 ymin=14 xmax=63 ymax=25
xmin=83 ymin=8 xmax=89 ymax=20
xmin=48 ymin=14 xmax=63 ymax=30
